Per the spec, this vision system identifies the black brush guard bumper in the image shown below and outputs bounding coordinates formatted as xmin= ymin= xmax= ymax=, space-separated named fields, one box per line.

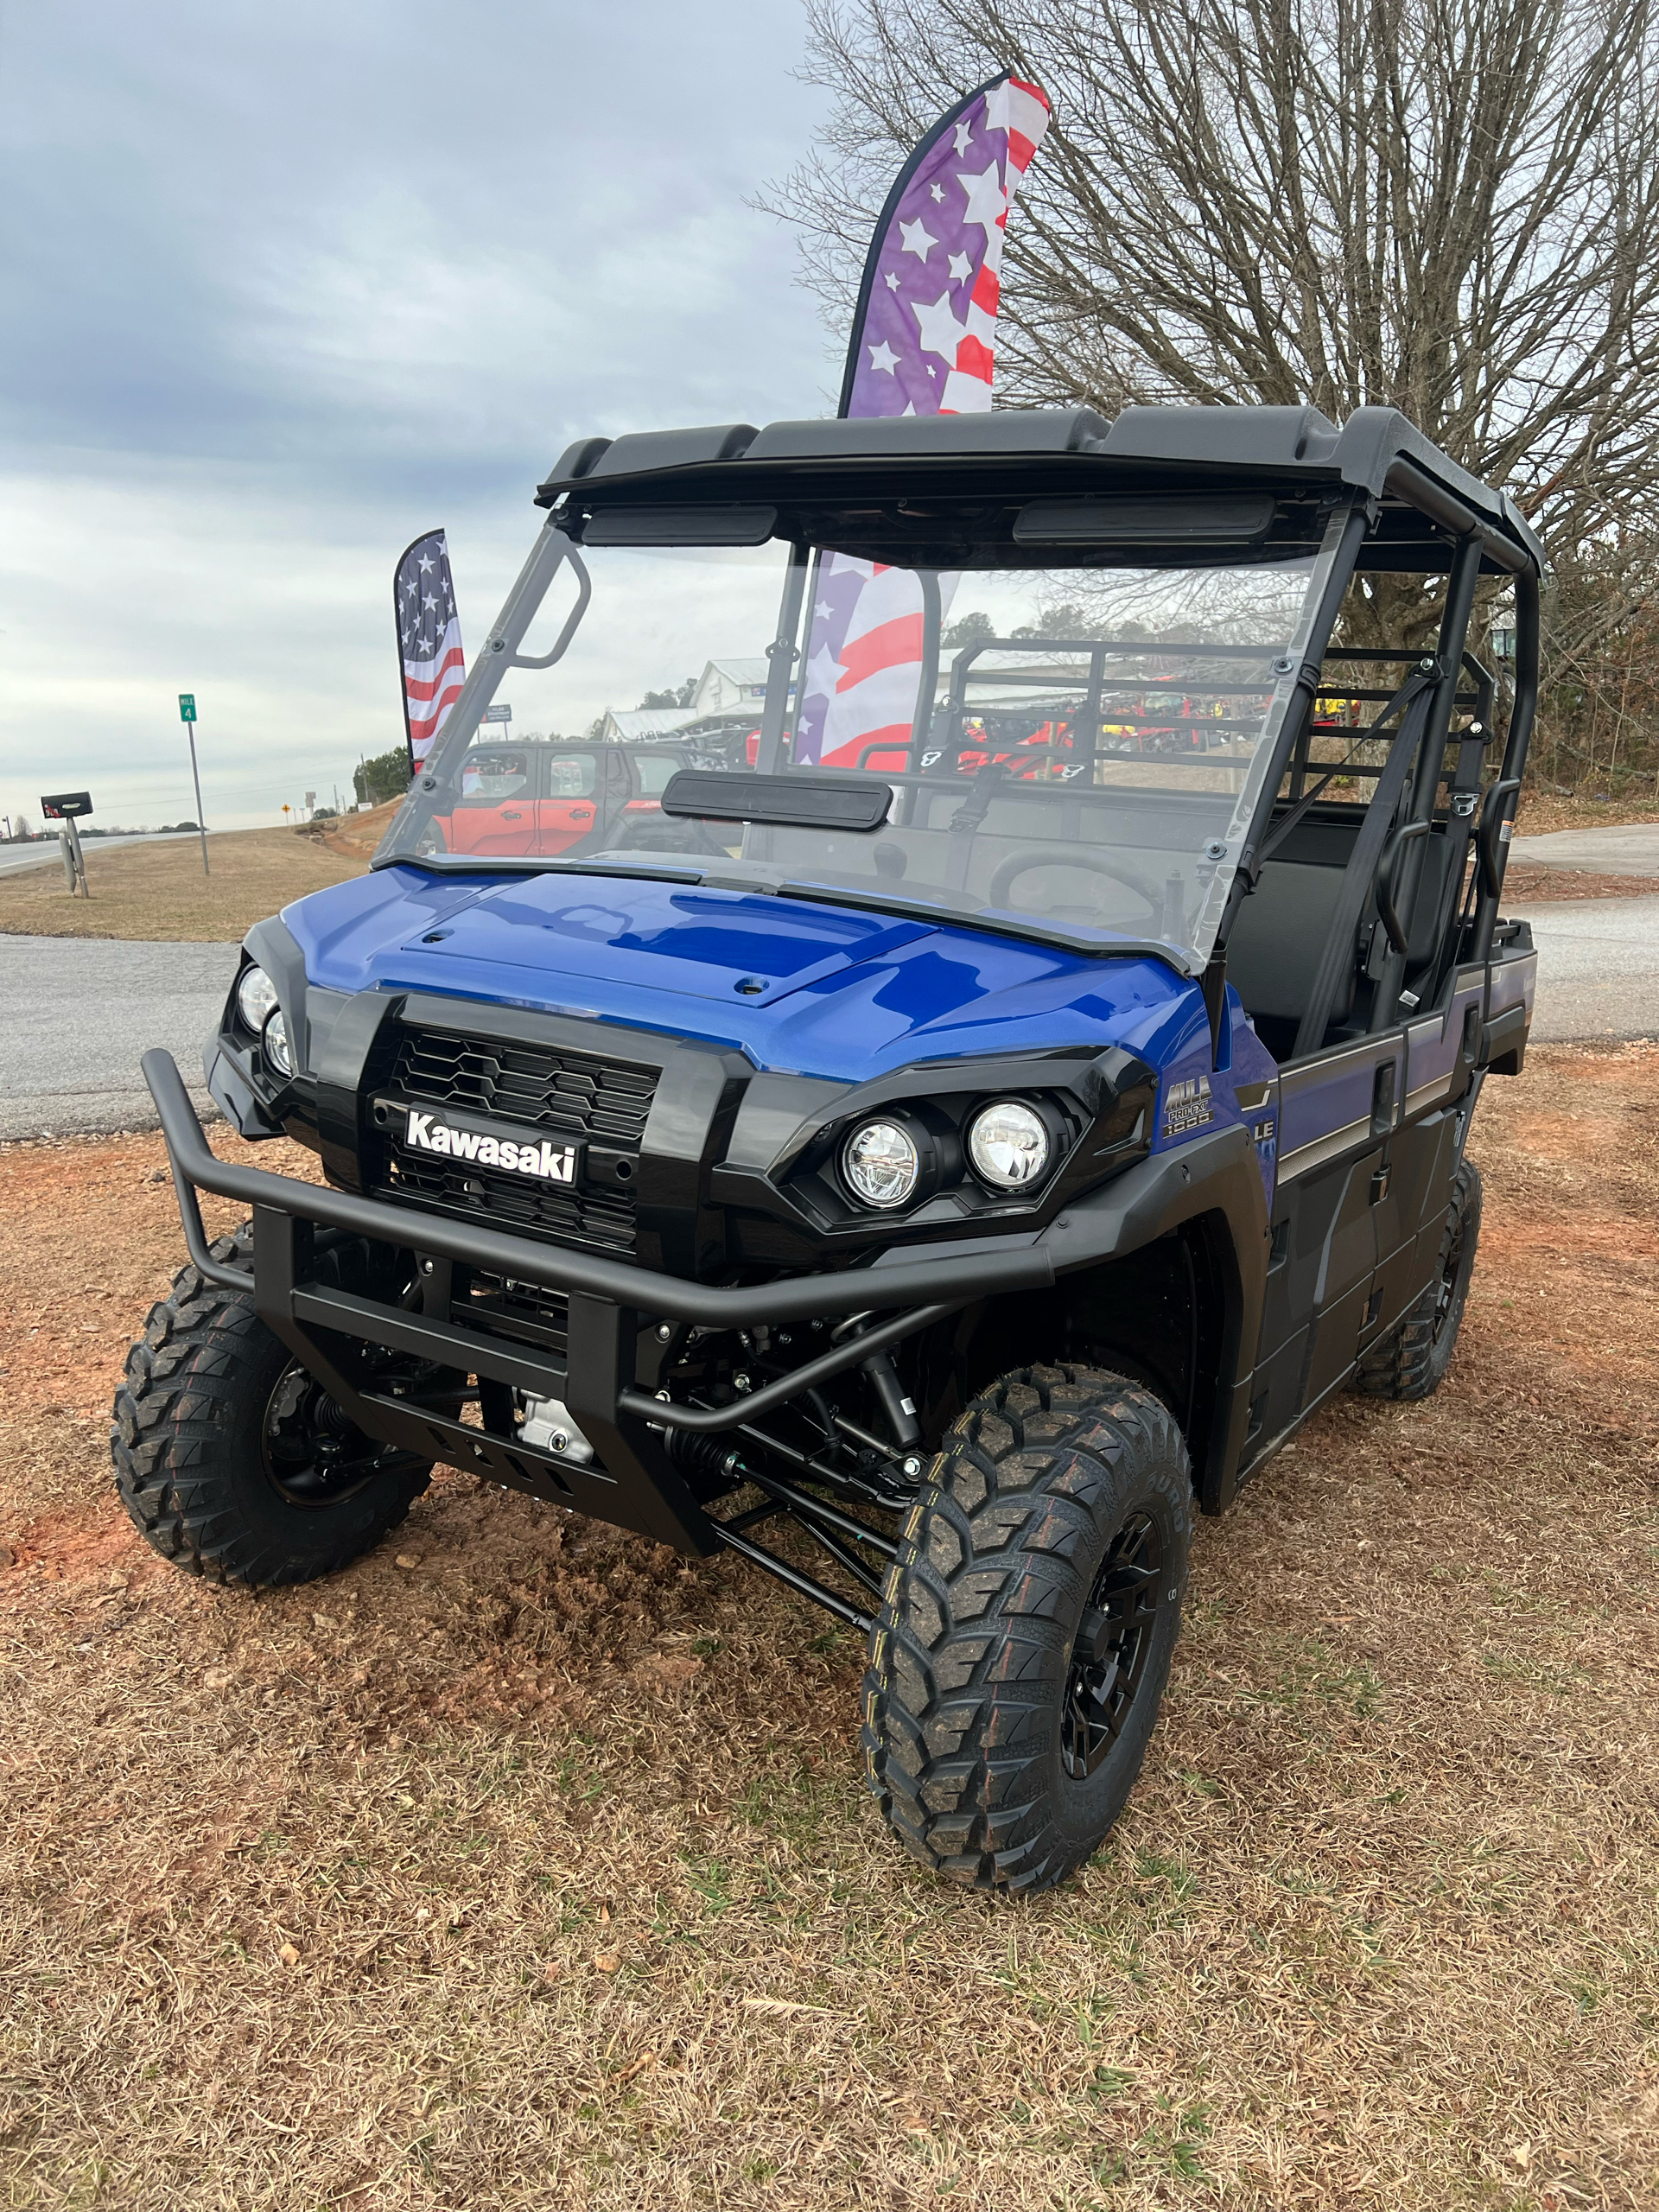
xmin=143 ymin=1049 xmax=1053 ymax=1558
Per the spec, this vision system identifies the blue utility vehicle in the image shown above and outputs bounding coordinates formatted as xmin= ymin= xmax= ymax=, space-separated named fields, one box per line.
xmin=118 ymin=406 xmax=1539 ymax=1891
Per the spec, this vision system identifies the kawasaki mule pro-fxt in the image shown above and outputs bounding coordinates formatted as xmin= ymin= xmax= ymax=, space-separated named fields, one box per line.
xmin=118 ymin=406 xmax=1540 ymax=1892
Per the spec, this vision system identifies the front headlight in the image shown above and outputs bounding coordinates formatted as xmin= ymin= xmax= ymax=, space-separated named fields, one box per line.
xmin=236 ymin=963 xmax=280 ymax=1033
xmin=967 ymin=1100 xmax=1052 ymax=1192
xmin=841 ymin=1118 xmax=921 ymax=1209
xmin=263 ymin=1007 xmax=294 ymax=1077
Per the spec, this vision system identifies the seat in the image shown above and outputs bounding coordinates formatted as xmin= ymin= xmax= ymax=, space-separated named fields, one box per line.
xmin=1227 ymin=860 xmax=1353 ymax=1058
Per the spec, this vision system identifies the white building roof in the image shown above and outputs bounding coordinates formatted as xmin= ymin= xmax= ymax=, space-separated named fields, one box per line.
xmin=602 ymin=707 xmax=701 ymax=742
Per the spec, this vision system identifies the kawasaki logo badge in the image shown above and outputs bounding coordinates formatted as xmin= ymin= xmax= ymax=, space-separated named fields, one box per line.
xmin=403 ymin=1109 xmax=576 ymax=1185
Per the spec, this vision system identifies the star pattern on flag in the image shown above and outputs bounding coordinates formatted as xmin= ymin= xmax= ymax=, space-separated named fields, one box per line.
xmin=911 ymin=289 xmax=966 ymax=362
xmin=839 ymin=75 xmax=1051 ymax=427
xmin=394 ymin=530 xmax=465 ymax=769
xmin=798 ymin=74 xmax=1052 ymax=771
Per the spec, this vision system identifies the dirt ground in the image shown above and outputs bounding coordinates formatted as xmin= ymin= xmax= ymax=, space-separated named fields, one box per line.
xmin=1500 ymin=864 xmax=1659 ymax=902
xmin=0 ymin=828 xmax=365 ymax=942
xmin=1515 ymin=791 xmax=1659 ymax=836
xmin=0 ymin=1052 xmax=1656 ymax=2212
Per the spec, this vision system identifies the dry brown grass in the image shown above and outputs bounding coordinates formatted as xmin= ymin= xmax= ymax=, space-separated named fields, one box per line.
xmin=1502 ymin=865 xmax=1659 ymax=901
xmin=0 ymin=830 xmax=365 ymax=943
xmin=1514 ymin=791 xmax=1659 ymax=836
xmin=1 ymin=1052 xmax=1656 ymax=2210
xmin=310 ymin=800 xmax=403 ymax=862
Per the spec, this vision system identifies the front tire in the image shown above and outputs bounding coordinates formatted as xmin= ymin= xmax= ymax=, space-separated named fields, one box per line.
xmin=111 ymin=1224 xmax=435 ymax=1587
xmin=862 ymin=1364 xmax=1192 ymax=1893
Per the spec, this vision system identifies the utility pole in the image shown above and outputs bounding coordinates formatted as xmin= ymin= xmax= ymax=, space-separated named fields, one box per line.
xmin=178 ymin=695 xmax=209 ymax=876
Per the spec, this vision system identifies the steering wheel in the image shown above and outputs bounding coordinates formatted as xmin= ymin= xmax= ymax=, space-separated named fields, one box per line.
xmin=987 ymin=846 xmax=1166 ymax=922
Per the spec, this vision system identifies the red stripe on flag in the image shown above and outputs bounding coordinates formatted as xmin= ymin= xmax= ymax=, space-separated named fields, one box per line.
xmin=403 ymin=645 xmax=465 ymax=702
xmin=972 ymin=264 xmax=1000 ymax=314
xmin=955 ymin=334 xmax=995 ymax=384
xmin=821 ymin=722 xmax=911 ymax=770
xmin=1007 ymin=129 xmax=1037 ymax=171
xmin=409 ymin=681 xmax=464 ymax=738
xmin=836 ymin=612 xmax=925 ymax=690
xmin=1009 ymin=75 xmax=1051 ymax=107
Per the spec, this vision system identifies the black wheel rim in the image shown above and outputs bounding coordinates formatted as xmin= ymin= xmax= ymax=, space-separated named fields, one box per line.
xmin=261 ymin=1363 xmax=397 ymax=1508
xmin=1060 ymin=1511 xmax=1166 ymax=1780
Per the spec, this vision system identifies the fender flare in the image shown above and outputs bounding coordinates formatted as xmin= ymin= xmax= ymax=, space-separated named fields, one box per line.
xmin=1038 ymin=1121 xmax=1270 ymax=1513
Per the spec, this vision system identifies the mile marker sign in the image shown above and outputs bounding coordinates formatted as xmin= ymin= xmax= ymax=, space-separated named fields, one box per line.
xmin=176 ymin=695 xmax=208 ymax=876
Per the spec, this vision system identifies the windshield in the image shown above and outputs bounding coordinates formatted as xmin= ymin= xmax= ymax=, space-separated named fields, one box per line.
xmin=380 ymin=528 xmax=1336 ymax=965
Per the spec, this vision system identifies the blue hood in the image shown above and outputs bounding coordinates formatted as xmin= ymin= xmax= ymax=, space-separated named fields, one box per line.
xmin=282 ymin=864 xmax=1206 ymax=1085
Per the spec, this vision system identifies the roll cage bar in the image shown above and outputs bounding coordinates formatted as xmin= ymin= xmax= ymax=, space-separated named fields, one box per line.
xmin=378 ymin=404 xmax=1541 ymax=1029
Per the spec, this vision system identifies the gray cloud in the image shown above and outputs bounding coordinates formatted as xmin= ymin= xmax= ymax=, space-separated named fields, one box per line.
xmin=0 ymin=0 xmax=841 ymax=829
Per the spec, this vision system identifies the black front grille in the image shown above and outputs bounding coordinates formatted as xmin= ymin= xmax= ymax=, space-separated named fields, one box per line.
xmin=386 ymin=1149 xmax=638 ymax=1249
xmin=380 ymin=1022 xmax=658 ymax=1253
xmin=391 ymin=1026 xmax=657 ymax=1146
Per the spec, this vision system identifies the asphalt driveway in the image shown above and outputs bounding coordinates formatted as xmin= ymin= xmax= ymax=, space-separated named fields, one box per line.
xmin=0 ymin=937 xmax=237 ymax=1140
xmin=1522 ymin=893 xmax=1659 ymax=1042
xmin=1 ymin=887 xmax=1654 ymax=1141
xmin=1509 ymin=821 xmax=1659 ymax=874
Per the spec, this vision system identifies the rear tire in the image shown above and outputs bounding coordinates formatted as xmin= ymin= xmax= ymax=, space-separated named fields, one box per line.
xmin=1354 ymin=1159 xmax=1482 ymax=1401
xmin=111 ymin=1224 xmax=435 ymax=1587
xmin=862 ymin=1364 xmax=1192 ymax=1893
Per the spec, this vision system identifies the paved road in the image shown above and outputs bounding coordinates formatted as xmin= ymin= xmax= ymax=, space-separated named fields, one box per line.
xmin=1522 ymin=894 xmax=1659 ymax=1043
xmin=0 ymin=937 xmax=237 ymax=1140
xmin=1510 ymin=822 xmax=1659 ymax=874
xmin=0 ymin=890 xmax=1652 ymax=1141
xmin=0 ymin=831 xmax=203 ymax=880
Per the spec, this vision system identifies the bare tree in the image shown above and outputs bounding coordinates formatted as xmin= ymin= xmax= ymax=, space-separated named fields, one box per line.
xmin=770 ymin=0 xmax=1659 ymax=576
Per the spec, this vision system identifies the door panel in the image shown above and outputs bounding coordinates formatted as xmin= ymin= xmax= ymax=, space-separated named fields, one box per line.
xmin=1365 ymin=983 xmax=1484 ymax=1332
xmin=1300 ymin=1157 xmax=1383 ymax=1401
xmin=533 ymin=753 xmax=600 ymax=854
xmin=444 ymin=746 xmax=540 ymax=856
xmin=1370 ymin=1109 xmax=1459 ymax=1334
xmin=1247 ymin=1032 xmax=1410 ymax=1458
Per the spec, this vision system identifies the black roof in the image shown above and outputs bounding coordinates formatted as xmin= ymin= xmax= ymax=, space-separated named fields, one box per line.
xmin=536 ymin=404 xmax=1543 ymax=577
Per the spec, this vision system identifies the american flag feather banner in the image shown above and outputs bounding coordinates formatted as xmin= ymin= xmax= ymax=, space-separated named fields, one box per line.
xmin=395 ymin=530 xmax=466 ymax=774
xmin=794 ymin=73 xmax=1051 ymax=771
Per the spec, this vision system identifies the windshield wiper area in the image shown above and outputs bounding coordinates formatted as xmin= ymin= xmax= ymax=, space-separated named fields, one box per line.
xmin=660 ymin=768 xmax=892 ymax=833
xmin=377 ymin=851 xmax=705 ymax=886
xmin=773 ymin=877 xmax=1195 ymax=972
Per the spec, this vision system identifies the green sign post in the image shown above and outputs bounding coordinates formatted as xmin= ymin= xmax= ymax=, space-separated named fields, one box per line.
xmin=178 ymin=694 xmax=208 ymax=876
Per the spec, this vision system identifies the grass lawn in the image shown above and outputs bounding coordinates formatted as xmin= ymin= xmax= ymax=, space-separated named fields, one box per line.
xmin=0 ymin=821 xmax=383 ymax=942
xmin=0 ymin=1045 xmax=1654 ymax=2207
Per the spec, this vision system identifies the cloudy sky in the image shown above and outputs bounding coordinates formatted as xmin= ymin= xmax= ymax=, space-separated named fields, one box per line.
xmin=0 ymin=1 xmax=840 ymax=832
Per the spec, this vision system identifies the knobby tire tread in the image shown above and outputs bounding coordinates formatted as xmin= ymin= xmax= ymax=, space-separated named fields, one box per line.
xmin=110 ymin=1222 xmax=429 ymax=1586
xmin=862 ymin=1363 xmax=1190 ymax=1896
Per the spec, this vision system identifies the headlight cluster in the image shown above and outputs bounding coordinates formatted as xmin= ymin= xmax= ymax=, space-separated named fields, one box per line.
xmin=838 ymin=1097 xmax=1055 ymax=1212
xmin=235 ymin=963 xmax=295 ymax=1077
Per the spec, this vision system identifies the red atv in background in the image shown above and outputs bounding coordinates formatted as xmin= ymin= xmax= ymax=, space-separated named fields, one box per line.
xmin=424 ymin=739 xmax=702 ymax=858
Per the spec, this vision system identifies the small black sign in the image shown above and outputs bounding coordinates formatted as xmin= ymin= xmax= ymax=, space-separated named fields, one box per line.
xmin=41 ymin=791 xmax=93 ymax=819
